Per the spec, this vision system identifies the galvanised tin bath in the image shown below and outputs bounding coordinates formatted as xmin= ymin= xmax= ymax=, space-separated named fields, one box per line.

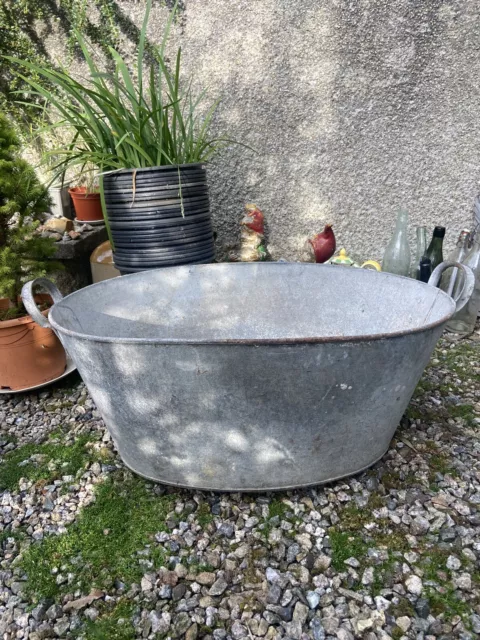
xmin=22 ymin=262 xmax=474 ymax=491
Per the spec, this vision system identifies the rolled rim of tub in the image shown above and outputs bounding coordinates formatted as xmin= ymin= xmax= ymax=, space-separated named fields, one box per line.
xmin=45 ymin=262 xmax=456 ymax=344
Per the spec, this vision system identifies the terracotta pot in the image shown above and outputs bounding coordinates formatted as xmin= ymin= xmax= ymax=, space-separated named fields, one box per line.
xmin=0 ymin=309 xmax=66 ymax=391
xmin=68 ymin=187 xmax=104 ymax=222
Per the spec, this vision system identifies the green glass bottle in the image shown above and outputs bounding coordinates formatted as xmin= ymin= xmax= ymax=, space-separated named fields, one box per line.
xmin=425 ymin=226 xmax=445 ymax=271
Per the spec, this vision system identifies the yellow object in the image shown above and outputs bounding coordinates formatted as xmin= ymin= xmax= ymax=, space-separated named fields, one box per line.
xmin=360 ymin=259 xmax=382 ymax=271
xmin=90 ymin=241 xmax=120 ymax=283
xmin=328 ymin=248 xmax=382 ymax=271
xmin=330 ymin=248 xmax=356 ymax=266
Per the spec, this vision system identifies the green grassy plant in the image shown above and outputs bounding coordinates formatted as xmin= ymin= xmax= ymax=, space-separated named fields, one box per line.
xmin=6 ymin=0 xmax=236 ymax=183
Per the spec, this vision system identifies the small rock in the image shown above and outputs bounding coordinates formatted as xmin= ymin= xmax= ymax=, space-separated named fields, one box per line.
xmin=314 ymin=555 xmax=331 ymax=571
xmin=45 ymin=217 xmax=73 ymax=234
xmin=295 ymin=533 xmax=313 ymax=550
xmin=470 ymin=613 xmax=480 ymax=634
xmin=446 ymin=555 xmax=461 ymax=571
xmin=159 ymin=570 xmax=178 ymax=586
xmin=53 ymin=619 xmax=70 ymax=636
xmin=217 ymin=523 xmax=234 ymax=538
xmin=185 ymin=622 xmax=198 ymax=640
xmin=453 ymin=573 xmax=472 ymax=591
xmin=293 ymin=602 xmax=309 ymax=624
xmin=150 ymin=611 xmax=170 ymax=635
xmin=172 ymin=583 xmax=187 ymax=601
xmin=35 ymin=623 xmax=55 ymax=639
xmin=10 ymin=581 xmax=25 ymax=595
xmin=31 ymin=604 xmax=48 ymax=622
xmin=362 ymin=567 xmax=374 ymax=585
xmin=306 ymin=591 xmax=321 ymax=609
xmin=415 ymin=598 xmax=430 ymax=618
xmin=172 ymin=612 xmax=191 ymax=638
xmin=405 ymin=575 xmax=423 ymax=595
xmin=287 ymin=543 xmax=301 ymax=563
xmin=174 ymin=564 xmax=188 ymax=578
xmin=288 ymin=563 xmax=310 ymax=584
xmin=355 ymin=617 xmax=373 ymax=633
xmin=43 ymin=495 xmax=55 ymax=511
xmin=141 ymin=575 xmax=153 ymax=591
xmin=196 ymin=572 xmax=216 ymax=586
xmin=266 ymin=605 xmax=293 ymax=622
xmin=322 ymin=616 xmax=340 ymax=634
xmin=336 ymin=629 xmax=354 ymax=640
xmin=234 ymin=543 xmax=250 ymax=559
xmin=266 ymin=582 xmax=282 ymax=604
xmin=158 ymin=584 xmax=172 ymax=599
xmin=63 ymin=589 xmax=103 ymax=612
xmin=231 ymin=620 xmax=248 ymax=639
xmin=209 ymin=576 xmax=228 ymax=596
xmin=375 ymin=596 xmax=391 ymax=611
xmin=410 ymin=516 xmax=430 ymax=536
xmin=344 ymin=557 xmax=360 ymax=568
xmin=396 ymin=616 xmax=411 ymax=632
xmin=84 ymin=607 xmax=99 ymax=621
xmin=45 ymin=605 xmax=62 ymax=621
xmin=266 ymin=567 xmax=281 ymax=583
xmin=310 ymin=618 xmax=326 ymax=640
xmin=283 ymin=620 xmax=303 ymax=639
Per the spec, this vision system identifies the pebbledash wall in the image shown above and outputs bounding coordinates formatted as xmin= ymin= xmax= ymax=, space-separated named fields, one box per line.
xmin=47 ymin=0 xmax=480 ymax=261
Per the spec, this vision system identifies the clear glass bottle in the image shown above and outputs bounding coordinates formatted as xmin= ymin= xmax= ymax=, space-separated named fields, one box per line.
xmin=445 ymin=236 xmax=480 ymax=336
xmin=425 ymin=226 xmax=445 ymax=271
xmin=411 ymin=226 xmax=427 ymax=278
xmin=440 ymin=229 xmax=471 ymax=296
xmin=382 ymin=209 xmax=411 ymax=276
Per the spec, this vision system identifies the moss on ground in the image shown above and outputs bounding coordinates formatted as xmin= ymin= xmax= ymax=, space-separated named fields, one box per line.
xmin=268 ymin=498 xmax=288 ymax=520
xmin=83 ymin=600 xmax=136 ymax=640
xmin=329 ymin=530 xmax=368 ymax=571
xmin=0 ymin=433 xmax=105 ymax=491
xmin=196 ymin=502 xmax=214 ymax=527
xmin=20 ymin=471 xmax=175 ymax=601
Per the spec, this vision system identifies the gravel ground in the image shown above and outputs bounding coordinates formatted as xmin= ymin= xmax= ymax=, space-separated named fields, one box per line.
xmin=0 ymin=329 xmax=479 ymax=640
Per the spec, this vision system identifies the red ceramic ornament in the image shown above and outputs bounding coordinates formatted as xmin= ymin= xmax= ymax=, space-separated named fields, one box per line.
xmin=308 ymin=224 xmax=336 ymax=263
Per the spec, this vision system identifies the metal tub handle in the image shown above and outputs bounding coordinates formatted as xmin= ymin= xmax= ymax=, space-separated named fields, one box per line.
xmin=21 ymin=278 xmax=64 ymax=329
xmin=428 ymin=261 xmax=475 ymax=313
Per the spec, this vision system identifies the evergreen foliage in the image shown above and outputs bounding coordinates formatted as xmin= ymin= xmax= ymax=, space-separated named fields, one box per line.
xmin=0 ymin=112 xmax=59 ymax=308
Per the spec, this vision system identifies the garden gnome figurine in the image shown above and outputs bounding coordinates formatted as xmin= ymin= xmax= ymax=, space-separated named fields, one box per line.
xmin=307 ymin=224 xmax=336 ymax=263
xmin=239 ymin=203 xmax=268 ymax=262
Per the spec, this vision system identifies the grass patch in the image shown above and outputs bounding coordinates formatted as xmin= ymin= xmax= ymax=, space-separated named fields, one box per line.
xmin=83 ymin=600 xmax=135 ymax=640
xmin=20 ymin=471 xmax=175 ymax=601
xmin=426 ymin=586 xmax=471 ymax=620
xmin=417 ymin=548 xmax=474 ymax=622
xmin=196 ymin=502 xmax=214 ymax=527
xmin=0 ymin=434 xmax=101 ymax=491
xmin=268 ymin=498 xmax=288 ymax=520
xmin=259 ymin=498 xmax=289 ymax=543
xmin=391 ymin=597 xmax=415 ymax=618
xmin=439 ymin=343 xmax=480 ymax=384
xmin=329 ymin=530 xmax=368 ymax=572
xmin=448 ymin=403 xmax=477 ymax=426
xmin=427 ymin=453 xmax=458 ymax=477
xmin=420 ymin=548 xmax=450 ymax=583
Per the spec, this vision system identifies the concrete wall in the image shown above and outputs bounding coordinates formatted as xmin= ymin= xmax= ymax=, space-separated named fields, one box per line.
xmin=44 ymin=1 xmax=480 ymax=260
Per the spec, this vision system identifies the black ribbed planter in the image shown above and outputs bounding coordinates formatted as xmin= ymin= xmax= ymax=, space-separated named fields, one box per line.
xmin=103 ymin=164 xmax=214 ymax=273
